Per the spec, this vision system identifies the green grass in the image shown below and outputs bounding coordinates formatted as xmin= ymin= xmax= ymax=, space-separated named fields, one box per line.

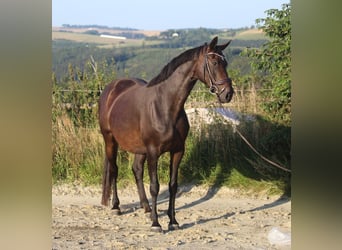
xmin=52 ymin=107 xmax=290 ymax=197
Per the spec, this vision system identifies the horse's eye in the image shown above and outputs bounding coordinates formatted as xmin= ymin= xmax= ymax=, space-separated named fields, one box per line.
xmin=212 ymin=61 xmax=218 ymax=66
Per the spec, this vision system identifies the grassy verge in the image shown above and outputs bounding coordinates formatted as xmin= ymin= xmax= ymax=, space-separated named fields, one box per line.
xmin=52 ymin=105 xmax=290 ymax=196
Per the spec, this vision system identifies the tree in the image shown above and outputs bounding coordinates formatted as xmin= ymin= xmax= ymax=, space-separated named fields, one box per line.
xmin=245 ymin=3 xmax=291 ymax=124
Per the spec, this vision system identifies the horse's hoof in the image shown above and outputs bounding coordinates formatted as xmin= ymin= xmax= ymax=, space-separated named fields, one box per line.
xmin=168 ymin=223 xmax=180 ymax=231
xmin=111 ymin=208 xmax=121 ymax=215
xmin=150 ymin=225 xmax=163 ymax=233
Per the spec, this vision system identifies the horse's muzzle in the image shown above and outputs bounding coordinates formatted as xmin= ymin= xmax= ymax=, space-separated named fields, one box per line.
xmin=218 ymin=87 xmax=234 ymax=103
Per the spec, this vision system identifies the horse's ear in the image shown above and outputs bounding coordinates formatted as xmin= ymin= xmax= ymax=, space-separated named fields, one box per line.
xmin=208 ymin=36 xmax=218 ymax=51
xmin=217 ymin=40 xmax=232 ymax=51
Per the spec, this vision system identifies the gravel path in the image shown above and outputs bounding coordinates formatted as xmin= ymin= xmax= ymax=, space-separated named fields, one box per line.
xmin=52 ymin=183 xmax=291 ymax=249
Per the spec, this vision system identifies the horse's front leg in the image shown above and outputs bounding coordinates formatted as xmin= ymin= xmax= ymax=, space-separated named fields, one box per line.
xmin=146 ymin=151 xmax=162 ymax=232
xmin=167 ymin=150 xmax=183 ymax=230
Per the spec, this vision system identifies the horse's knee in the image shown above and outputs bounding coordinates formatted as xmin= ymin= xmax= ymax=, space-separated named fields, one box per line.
xmin=132 ymin=164 xmax=142 ymax=178
xmin=150 ymin=182 xmax=160 ymax=197
xmin=169 ymin=180 xmax=178 ymax=196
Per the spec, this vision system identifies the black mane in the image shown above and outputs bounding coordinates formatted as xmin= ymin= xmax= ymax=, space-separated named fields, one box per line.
xmin=147 ymin=45 xmax=204 ymax=87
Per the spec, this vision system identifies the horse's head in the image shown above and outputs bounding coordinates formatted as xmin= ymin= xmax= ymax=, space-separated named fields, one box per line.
xmin=195 ymin=36 xmax=234 ymax=103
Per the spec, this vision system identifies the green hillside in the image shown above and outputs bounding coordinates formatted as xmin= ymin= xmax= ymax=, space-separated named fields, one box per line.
xmin=52 ymin=27 xmax=268 ymax=82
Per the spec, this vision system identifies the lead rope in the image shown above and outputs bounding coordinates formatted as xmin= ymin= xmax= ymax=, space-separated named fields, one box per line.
xmin=218 ymin=103 xmax=291 ymax=173
xmin=234 ymin=125 xmax=291 ymax=173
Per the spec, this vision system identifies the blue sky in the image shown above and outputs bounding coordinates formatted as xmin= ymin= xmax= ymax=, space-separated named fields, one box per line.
xmin=52 ymin=0 xmax=289 ymax=30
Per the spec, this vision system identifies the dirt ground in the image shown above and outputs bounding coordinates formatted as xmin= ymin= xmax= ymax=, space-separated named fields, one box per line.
xmin=52 ymin=183 xmax=291 ymax=249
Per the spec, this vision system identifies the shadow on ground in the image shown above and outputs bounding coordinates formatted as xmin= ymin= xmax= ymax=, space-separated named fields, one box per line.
xmin=114 ymin=111 xmax=291 ymax=227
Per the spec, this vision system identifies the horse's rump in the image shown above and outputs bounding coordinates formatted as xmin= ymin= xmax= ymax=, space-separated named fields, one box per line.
xmin=99 ymin=78 xmax=149 ymax=153
xmin=100 ymin=78 xmax=145 ymax=110
xmin=99 ymin=78 xmax=146 ymax=129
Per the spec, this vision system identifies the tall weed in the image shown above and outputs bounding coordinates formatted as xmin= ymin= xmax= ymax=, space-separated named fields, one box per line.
xmin=52 ymin=71 xmax=290 ymax=195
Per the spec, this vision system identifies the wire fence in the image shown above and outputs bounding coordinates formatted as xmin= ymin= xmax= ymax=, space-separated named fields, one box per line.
xmin=52 ymin=86 xmax=275 ymax=118
xmin=53 ymin=88 xmax=273 ymax=93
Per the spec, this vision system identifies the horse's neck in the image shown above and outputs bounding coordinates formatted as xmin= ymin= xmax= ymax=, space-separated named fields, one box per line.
xmin=156 ymin=61 xmax=197 ymax=116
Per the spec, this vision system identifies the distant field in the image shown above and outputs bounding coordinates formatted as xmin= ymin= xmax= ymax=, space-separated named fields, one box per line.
xmin=235 ymin=29 xmax=266 ymax=40
xmin=52 ymin=27 xmax=161 ymax=37
xmin=218 ymin=28 xmax=267 ymax=41
xmin=52 ymin=27 xmax=267 ymax=47
xmin=53 ymin=31 xmax=138 ymax=46
xmin=52 ymin=31 xmax=163 ymax=48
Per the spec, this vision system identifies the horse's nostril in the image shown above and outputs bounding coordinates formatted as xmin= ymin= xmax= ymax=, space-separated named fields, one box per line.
xmin=226 ymin=92 xmax=233 ymax=102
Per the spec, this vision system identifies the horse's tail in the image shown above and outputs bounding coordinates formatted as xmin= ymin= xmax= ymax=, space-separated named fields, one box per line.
xmin=101 ymin=157 xmax=113 ymax=206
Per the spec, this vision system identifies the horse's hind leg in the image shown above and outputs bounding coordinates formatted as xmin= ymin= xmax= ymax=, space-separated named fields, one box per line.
xmin=132 ymin=154 xmax=151 ymax=213
xmin=101 ymin=134 xmax=121 ymax=214
xmin=167 ymin=150 xmax=184 ymax=230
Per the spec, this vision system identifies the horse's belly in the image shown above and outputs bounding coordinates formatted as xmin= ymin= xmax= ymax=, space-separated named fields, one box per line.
xmin=112 ymin=126 xmax=146 ymax=154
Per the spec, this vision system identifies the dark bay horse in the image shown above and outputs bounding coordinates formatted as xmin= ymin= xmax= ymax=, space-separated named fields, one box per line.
xmin=99 ymin=36 xmax=233 ymax=232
